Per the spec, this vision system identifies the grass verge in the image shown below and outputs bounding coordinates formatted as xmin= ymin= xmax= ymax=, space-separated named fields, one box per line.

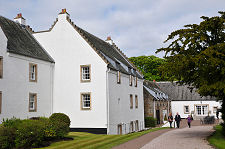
xmin=40 ymin=127 xmax=168 ymax=149
xmin=208 ymin=125 xmax=225 ymax=149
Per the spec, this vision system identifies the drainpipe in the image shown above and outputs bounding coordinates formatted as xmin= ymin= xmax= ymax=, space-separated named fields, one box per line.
xmin=153 ymin=99 xmax=156 ymax=118
xmin=106 ymin=67 xmax=110 ymax=134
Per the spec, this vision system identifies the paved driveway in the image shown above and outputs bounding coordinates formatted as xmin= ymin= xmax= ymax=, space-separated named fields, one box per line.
xmin=141 ymin=126 xmax=214 ymax=149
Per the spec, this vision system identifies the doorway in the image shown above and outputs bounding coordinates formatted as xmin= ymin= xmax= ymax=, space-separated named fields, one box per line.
xmin=156 ymin=110 xmax=160 ymax=124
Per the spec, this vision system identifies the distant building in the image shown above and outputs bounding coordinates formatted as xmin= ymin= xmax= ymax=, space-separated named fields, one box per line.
xmin=157 ymin=82 xmax=222 ymax=120
xmin=143 ymin=81 xmax=171 ymax=124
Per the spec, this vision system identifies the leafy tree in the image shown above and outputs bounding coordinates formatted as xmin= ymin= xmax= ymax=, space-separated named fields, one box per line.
xmin=129 ymin=55 xmax=167 ymax=81
xmin=156 ymin=11 xmax=225 ymax=133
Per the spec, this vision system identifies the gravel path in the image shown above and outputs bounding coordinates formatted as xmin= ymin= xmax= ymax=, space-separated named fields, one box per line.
xmin=141 ymin=126 xmax=214 ymax=149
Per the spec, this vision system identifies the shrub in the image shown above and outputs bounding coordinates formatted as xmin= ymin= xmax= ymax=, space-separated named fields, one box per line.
xmin=145 ymin=117 xmax=157 ymax=127
xmin=0 ymin=126 xmax=16 ymax=149
xmin=49 ymin=113 xmax=70 ymax=127
xmin=2 ymin=117 xmax=22 ymax=129
xmin=49 ymin=113 xmax=70 ymax=138
xmin=14 ymin=119 xmax=46 ymax=148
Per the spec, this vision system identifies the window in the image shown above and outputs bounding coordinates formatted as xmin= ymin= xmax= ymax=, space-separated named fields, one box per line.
xmin=135 ymin=95 xmax=138 ymax=108
xmin=129 ymin=75 xmax=133 ymax=86
xmin=29 ymin=93 xmax=37 ymax=112
xmin=117 ymin=124 xmax=122 ymax=135
xmin=213 ymin=107 xmax=218 ymax=113
xmin=29 ymin=63 xmax=37 ymax=82
xmin=81 ymin=93 xmax=91 ymax=110
xmin=130 ymin=121 xmax=134 ymax=132
xmin=0 ymin=91 xmax=2 ymax=114
xmin=184 ymin=105 xmax=189 ymax=114
xmin=80 ymin=65 xmax=91 ymax=82
xmin=195 ymin=105 xmax=208 ymax=115
xmin=135 ymin=120 xmax=139 ymax=131
xmin=117 ymin=71 xmax=121 ymax=84
xmin=130 ymin=94 xmax=133 ymax=109
xmin=134 ymin=77 xmax=137 ymax=87
xmin=0 ymin=57 xmax=3 ymax=78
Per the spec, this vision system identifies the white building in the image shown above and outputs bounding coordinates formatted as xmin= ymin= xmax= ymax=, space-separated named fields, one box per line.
xmin=0 ymin=15 xmax=54 ymax=122
xmin=31 ymin=9 xmax=144 ymax=134
xmin=157 ymin=82 xmax=222 ymax=120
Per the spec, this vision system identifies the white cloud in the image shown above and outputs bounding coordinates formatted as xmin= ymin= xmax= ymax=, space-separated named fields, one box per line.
xmin=0 ymin=0 xmax=224 ymax=58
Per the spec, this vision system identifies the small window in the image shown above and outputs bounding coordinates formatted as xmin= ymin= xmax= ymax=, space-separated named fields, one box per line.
xmin=135 ymin=120 xmax=139 ymax=131
xmin=213 ymin=107 xmax=218 ymax=113
xmin=135 ymin=95 xmax=138 ymax=108
xmin=130 ymin=121 xmax=134 ymax=132
xmin=130 ymin=94 xmax=133 ymax=109
xmin=184 ymin=105 xmax=189 ymax=114
xmin=134 ymin=77 xmax=137 ymax=87
xmin=29 ymin=93 xmax=37 ymax=112
xmin=0 ymin=57 xmax=3 ymax=78
xmin=81 ymin=93 xmax=91 ymax=110
xmin=80 ymin=65 xmax=91 ymax=82
xmin=0 ymin=91 xmax=2 ymax=114
xmin=117 ymin=71 xmax=121 ymax=84
xmin=29 ymin=63 xmax=37 ymax=82
xmin=129 ymin=75 xmax=133 ymax=86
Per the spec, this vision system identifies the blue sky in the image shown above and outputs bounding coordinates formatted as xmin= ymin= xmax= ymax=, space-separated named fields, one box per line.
xmin=0 ymin=0 xmax=224 ymax=58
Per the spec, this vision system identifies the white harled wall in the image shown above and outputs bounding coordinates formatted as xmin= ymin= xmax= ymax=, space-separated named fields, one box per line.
xmin=108 ymin=70 xmax=144 ymax=134
xmin=171 ymin=100 xmax=222 ymax=119
xmin=0 ymin=27 xmax=53 ymax=122
xmin=33 ymin=14 xmax=108 ymax=128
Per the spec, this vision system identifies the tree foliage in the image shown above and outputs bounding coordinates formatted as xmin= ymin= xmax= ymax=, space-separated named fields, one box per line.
xmin=156 ymin=11 xmax=225 ymax=133
xmin=129 ymin=55 xmax=167 ymax=81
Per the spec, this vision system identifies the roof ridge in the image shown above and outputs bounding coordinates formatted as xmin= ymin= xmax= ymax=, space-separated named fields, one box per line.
xmin=66 ymin=17 xmax=110 ymax=65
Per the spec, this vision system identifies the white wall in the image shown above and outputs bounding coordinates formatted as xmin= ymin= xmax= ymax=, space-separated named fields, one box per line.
xmin=108 ymin=70 xmax=144 ymax=134
xmin=171 ymin=100 xmax=222 ymax=119
xmin=0 ymin=27 xmax=53 ymax=122
xmin=34 ymin=14 xmax=108 ymax=128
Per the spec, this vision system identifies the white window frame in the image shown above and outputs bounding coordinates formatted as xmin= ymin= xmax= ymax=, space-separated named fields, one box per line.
xmin=29 ymin=93 xmax=37 ymax=112
xmin=29 ymin=63 xmax=37 ymax=82
xmin=134 ymin=76 xmax=137 ymax=87
xmin=130 ymin=94 xmax=133 ymax=109
xmin=80 ymin=65 xmax=91 ymax=82
xmin=195 ymin=104 xmax=208 ymax=116
xmin=213 ymin=106 xmax=218 ymax=113
xmin=135 ymin=95 xmax=138 ymax=109
xmin=81 ymin=93 xmax=91 ymax=110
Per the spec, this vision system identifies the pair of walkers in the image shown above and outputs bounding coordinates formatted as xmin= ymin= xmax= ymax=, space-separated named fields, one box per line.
xmin=168 ymin=112 xmax=181 ymax=128
xmin=168 ymin=113 xmax=192 ymax=128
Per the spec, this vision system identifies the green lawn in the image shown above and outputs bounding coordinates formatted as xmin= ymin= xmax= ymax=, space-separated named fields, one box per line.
xmin=40 ymin=127 xmax=168 ymax=149
xmin=208 ymin=125 xmax=225 ymax=149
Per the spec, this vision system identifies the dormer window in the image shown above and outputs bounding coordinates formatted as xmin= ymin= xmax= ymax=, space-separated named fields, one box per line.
xmin=117 ymin=71 xmax=121 ymax=84
xmin=129 ymin=75 xmax=133 ymax=86
xmin=29 ymin=63 xmax=37 ymax=82
xmin=81 ymin=65 xmax=91 ymax=82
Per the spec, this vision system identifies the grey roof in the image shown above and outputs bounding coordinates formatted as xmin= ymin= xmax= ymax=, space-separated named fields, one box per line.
xmin=74 ymin=25 xmax=143 ymax=78
xmin=144 ymin=80 xmax=169 ymax=100
xmin=0 ymin=16 xmax=54 ymax=63
xmin=156 ymin=82 xmax=216 ymax=101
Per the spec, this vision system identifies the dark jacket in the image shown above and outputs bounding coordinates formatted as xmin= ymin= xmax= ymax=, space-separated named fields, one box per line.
xmin=168 ymin=116 xmax=173 ymax=122
xmin=175 ymin=115 xmax=181 ymax=122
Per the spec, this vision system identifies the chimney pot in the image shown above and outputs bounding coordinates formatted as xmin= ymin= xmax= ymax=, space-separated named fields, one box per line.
xmin=106 ymin=36 xmax=111 ymax=41
xmin=14 ymin=13 xmax=26 ymax=25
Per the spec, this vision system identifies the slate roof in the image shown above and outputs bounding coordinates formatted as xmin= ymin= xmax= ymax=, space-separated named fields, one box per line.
xmin=0 ymin=16 xmax=54 ymax=63
xmin=156 ymin=82 xmax=216 ymax=101
xmin=143 ymin=80 xmax=169 ymax=100
xmin=73 ymin=24 xmax=143 ymax=78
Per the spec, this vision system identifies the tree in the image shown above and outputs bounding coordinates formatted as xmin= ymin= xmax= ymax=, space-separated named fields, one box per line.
xmin=129 ymin=55 xmax=167 ymax=81
xmin=156 ymin=11 xmax=225 ymax=134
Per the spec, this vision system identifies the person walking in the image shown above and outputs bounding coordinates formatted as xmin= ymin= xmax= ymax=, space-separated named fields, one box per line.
xmin=175 ymin=112 xmax=181 ymax=128
xmin=168 ymin=113 xmax=173 ymax=128
xmin=187 ymin=115 xmax=192 ymax=128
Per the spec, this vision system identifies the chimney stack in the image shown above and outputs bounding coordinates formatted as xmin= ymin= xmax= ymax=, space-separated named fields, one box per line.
xmin=105 ymin=36 xmax=113 ymax=45
xmin=14 ymin=13 xmax=26 ymax=25
xmin=58 ymin=8 xmax=70 ymax=21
